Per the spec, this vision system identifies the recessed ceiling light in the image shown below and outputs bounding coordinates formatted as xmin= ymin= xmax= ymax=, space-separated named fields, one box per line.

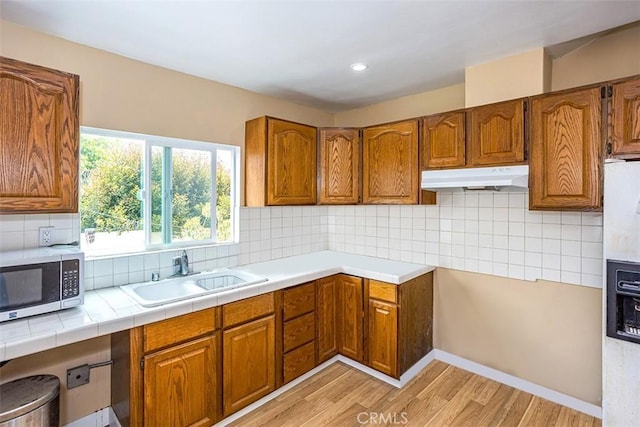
xmin=350 ymin=63 xmax=368 ymax=71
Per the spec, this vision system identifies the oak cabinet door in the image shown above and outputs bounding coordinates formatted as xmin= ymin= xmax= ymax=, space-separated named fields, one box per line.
xmin=611 ymin=78 xmax=640 ymax=158
xmin=468 ymin=99 xmax=525 ymax=166
xmin=267 ymin=119 xmax=317 ymax=205
xmin=316 ymin=276 xmax=339 ymax=363
xmin=223 ymin=316 xmax=275 ymax=416
xmin=362 ymin=120 xmax=419 ymax=204
xmin=0 ymin=57 xmax=79 ymax=213
xmin=421 ymin=111 xmax=466 ymax=169
xmin=245 ymin=117 xmax=317 ymax=206
xmin=530 ymin=87 xmax=602 ymax=211
xmin=337 ymin=275 xmax=364 ymax=362
xmin=318 ymin=128 xmax=360 ymax=204
xmin=143 ymin=335 xmax=217 ymax=427
xmin=368 ymin=299 xmax=398 ymax=377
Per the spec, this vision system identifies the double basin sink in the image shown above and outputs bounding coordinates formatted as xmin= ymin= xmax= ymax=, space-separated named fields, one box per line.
xmin=121 ymin=269 xmax=268 ymax=307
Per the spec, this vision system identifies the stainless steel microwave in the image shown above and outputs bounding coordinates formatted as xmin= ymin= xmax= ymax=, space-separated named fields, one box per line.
xmin=0 ymin=247 xmax=84 ymax=322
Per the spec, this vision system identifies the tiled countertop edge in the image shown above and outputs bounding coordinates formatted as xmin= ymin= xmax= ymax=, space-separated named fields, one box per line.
xmin=0 ymin=251 xmax=434 ymax=362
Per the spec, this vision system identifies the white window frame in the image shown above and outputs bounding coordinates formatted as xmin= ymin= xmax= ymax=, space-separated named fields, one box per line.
xmin=80 ymin=126 xmax=239 ymax=253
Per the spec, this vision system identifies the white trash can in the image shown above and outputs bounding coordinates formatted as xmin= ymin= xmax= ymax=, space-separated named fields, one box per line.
xmin=0 ymin=375 xmax=60 ymax=427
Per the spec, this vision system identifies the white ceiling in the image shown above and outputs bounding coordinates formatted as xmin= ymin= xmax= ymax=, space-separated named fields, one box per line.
xmin=2 ymin=1 xmax=639 ymax=111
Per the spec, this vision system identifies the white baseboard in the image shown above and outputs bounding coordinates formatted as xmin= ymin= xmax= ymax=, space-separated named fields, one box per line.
xmin=433 ymin=349 xmax=602 ymax=419
xmin=335 ymin=351 xmax=435 ymax=388
xmin=100 ymin=348 xmax=600 ymax=426
xmin=64 ymin=407 xmax=121 ymax=427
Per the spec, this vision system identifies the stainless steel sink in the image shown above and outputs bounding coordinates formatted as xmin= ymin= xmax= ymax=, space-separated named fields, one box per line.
xmin=120 ymin=269 xmax=268 ymax=307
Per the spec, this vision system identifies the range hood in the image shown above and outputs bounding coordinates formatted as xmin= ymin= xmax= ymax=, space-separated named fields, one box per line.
xmin=421 ymin=165 xmax=529 ymax=192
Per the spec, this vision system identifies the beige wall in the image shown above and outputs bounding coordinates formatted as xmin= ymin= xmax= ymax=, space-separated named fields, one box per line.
xmin=3 ymin=19 xmax=635 ymax=418
xmin=333 ymin=83 xmax=465 ymax=127
xmin=434 ymin=268 xmax=602 ymax=405
xmin=552 ymin=23 xmax=640 ymax=91
xmin=0 ymin=336 xmax=111 ymax=424
xmin=0 ymin=20 xmax=334 ymax=205
xmin=465 ymin=48 xmax=550 ymax=107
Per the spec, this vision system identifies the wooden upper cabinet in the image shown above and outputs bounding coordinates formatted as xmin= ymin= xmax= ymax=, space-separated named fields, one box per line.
xmin=0 ymin=57 xmax=79 ymax=213
xmin=144 ymin=335 xmax=217 ymax=427
xmin=245 ymin=116 xmax=317 ymax=206
xmin=530 ymin=86 xmax=602 ymax=211
xmin=318 ymin=128 xmax=360 ymax=204
xmin=421 ymin=111 xmax=466 ymax=169
xmin=611 ymin=77 xmax=640 ymax=158
xmin=362 ymin=119 xmax=419 ymax=204
xmin=468 ymin=99 xmax=525 ymax=166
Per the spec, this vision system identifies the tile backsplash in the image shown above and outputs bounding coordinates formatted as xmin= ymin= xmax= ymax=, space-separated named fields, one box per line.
xmin=237 ymin=192 xmax=603 ymax=288
xmin=0 ymin=213 xmax=80 ymax=251
xmin=0 ymin=191 xmax=604 ymax=289
xmin=325 ymin=192 xmax=603 ymax=288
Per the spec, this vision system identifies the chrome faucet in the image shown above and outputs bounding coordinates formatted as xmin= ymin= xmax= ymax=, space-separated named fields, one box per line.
xmin=172 ymin=250 xmax=189 ymax=276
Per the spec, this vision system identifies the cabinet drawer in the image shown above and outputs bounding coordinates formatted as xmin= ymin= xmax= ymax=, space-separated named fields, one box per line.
xmin=283 ymin=312 xmax=315 ymax=352
xmin=369 ymin=280 xmax=397 ymax=303
xmin=223 ymin=293 xmax=274 ymax=328
xmin=283 ymin=341 xmax=315 ymax=384
xmin=144 ymin=308 xmax=217 ymax=353
xmin=283 ymin=282 xmax=315 ymax=320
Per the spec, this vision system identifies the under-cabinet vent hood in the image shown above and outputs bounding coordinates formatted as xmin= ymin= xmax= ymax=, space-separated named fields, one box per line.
xmin=421 ymin=165 xmax=529 ymax=192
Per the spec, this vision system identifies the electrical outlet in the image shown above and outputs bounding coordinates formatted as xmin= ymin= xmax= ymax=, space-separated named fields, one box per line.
xmin=39 ymin=226 xmax=54 ymax=247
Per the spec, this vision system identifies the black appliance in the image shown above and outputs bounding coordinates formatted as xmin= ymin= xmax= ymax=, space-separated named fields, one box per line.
xmin=607 ymin=259 xmax=640 ymax=344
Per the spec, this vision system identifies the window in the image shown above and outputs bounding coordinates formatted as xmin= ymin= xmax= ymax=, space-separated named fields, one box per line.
xmin=79 ymin=127 xmax=238 ymax=256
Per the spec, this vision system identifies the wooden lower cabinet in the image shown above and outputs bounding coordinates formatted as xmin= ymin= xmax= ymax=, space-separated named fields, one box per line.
xmin=281 ymin=283 xmax=317 ymax=384
xmin=316 ymin=276 xmax=339 ymax=363
xmin=223 ymin=315 xmax=275 ymax=416
xmin=111 ymin=310 xmax=222 ymax=427
xmin=337 ymin=275 xmax=364 ymax=362
xmin=317 ymin=274 xmax=364 ymax=364
xmin=143 ymin=335 xmax=217 ymax=427
xmin=283 ymin=341 xmax=315 ymax=383
xmin=111 ymin=274 xmax=433 ymax=426
xmin=368 ymin=299 xmax=398 ymax=377
xmin=366 ymin=273 xmax=434 ymax=378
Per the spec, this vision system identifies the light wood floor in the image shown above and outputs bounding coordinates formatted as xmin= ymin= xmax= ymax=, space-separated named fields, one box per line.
xmin=230 ymin=361 xmax=600 ymax=426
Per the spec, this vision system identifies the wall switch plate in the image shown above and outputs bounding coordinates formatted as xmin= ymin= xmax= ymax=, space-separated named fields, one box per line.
xmin=39 ymin=226 xmax=54 ymax=247
xmin=67 ymin=364 xmax=90 ymax=389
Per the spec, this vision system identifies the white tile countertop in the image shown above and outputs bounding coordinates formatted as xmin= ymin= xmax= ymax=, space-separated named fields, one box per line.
xmin=0 ymin=251 xmax=433 ymax=362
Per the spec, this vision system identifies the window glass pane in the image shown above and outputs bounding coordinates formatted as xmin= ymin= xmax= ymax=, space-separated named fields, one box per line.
xmin=80 ymin=127 xmax=237 ymax=256
xmin=80 ymin=133 xmax=144 ymax=255
xmin=171 ymin=147 xmax=212 ymax=242
xmin=150 ymin=146 xmax=165 ymax=245
xmin=216 ymin=150 xmax=233 ymax=242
